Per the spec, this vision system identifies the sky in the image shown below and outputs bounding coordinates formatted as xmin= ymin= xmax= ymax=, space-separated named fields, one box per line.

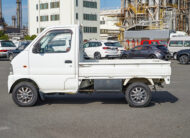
xmin=2 ymin=0 xmax=121 ymax=26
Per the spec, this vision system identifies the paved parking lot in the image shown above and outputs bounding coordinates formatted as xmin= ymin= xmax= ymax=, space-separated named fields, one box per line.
xmin=0 ymin=60 xmax=190 ymax=138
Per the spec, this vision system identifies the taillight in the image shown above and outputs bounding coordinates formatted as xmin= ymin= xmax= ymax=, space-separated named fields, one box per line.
xmin=0 ymin=50 xmax=8 ymax=52
xmin=103 ymin=47 xmax=111 ymax=50
xmin=66 ymin=47 xmax=70 ymax=52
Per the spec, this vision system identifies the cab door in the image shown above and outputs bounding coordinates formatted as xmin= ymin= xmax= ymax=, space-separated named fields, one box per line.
xmin=28 ymin=29 xmax=78 ymax=93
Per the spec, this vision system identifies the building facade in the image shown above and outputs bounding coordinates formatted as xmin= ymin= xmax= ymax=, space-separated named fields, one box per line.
xmin=100 ymin=9 xmax=120 ymax=40
xmin=28 ymin=0 xmax=100 ymax=40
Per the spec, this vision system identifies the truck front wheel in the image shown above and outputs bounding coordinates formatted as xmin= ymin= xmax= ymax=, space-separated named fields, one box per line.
xmin=125 ymin=82 xmax=152 ymax=107
xmin=12 ymin=82 xmax=39 ymax=107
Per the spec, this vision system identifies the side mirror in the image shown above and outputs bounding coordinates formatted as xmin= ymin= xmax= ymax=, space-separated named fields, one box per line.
xmin=33 ymin=43 xmax=44 ymax=53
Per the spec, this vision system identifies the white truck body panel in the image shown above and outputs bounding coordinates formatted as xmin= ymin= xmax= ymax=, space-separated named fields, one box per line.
xmin=8 ymin=25 xmax=171 ymax=94
xmin=79 ymin=59 xmax=170 ymax=83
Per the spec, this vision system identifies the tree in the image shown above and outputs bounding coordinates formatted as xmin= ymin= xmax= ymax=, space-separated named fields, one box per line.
xmin=0 ymin=31 xmax=9 ymax=40
xmin=24 ymin=35 xmax=37 ymax=40
xmin=31 ymin=35 xmax=37 ymax=40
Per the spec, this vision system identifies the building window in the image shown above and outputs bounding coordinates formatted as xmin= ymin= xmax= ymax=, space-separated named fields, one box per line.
xmin=36 ymin=16 xmax=38 ymax=22
xmin=40 ymin=3 xmax=48 ymax=10
xmin=51 ymin=14 xmax=60 ymax=21
xmin=36 ymin=4 xmax=38 ymax=10
xmin=50 ymin=2 xmax=60 ymax=8
xmin=37 ymin=28 xmax=39 ymax=33
xmin=100 ymin=29 xmax=108 ymax=34
xmin=76 ymin=13 xmax=78 ymax=20
xmin=83 ymin=1 xmax=97 ymax=8
xmin=40 ymin=16 xmax=49 ymax=22
xmin=83 ymin=14 xmax=97 ymax=21
xmin=84 ymin=27 xmax=97 ymax=33
xmin=76 ymin=0 xmax=78 ymax=7
xmin=100 ymin=21 xmax=105 ymax=24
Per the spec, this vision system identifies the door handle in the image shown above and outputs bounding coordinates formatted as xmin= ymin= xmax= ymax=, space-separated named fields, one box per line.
xmin=65 ymin=60 xmax=72 ymax=64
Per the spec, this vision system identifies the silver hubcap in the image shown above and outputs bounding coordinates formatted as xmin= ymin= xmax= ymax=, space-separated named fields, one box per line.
xmin=180 ymin=56 xmax=188 ymax=64
xmin=17 ymin=87 xmax=34 ymax=104
xmin=130 ymin=87 xmax=147 ymax=104
xmin=95 ymin=53 xmax=100 ymax=59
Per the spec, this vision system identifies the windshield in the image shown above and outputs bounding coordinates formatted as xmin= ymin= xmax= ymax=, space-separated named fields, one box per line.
xmin=156 ymin=45 xmax=168 ymax=50
xmin=159 ymin=41 xmax=167 ymax=45
xmin=1 ymin=41 xmax=16 ymax=47
xmin=104 ymin=42 xmax=122 ymax=47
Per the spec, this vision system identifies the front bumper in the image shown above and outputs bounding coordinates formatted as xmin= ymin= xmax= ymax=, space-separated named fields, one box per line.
xmin=8 ymin=75 xmax=15 ymax=93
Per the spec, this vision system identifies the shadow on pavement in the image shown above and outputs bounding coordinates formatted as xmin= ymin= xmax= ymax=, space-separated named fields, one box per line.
xmin=149 ymin=91 xmax=178 ymax=107
xmin=38 ymin=91 xmax=178 ymax=106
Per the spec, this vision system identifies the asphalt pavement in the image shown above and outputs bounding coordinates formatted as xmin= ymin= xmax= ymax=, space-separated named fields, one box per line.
xmin=0 ymin=60 xmax=190 ymax=138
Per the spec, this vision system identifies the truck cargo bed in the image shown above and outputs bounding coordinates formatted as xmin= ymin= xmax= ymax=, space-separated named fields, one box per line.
xmin=79 ymin=59 xmax=171 ymax=84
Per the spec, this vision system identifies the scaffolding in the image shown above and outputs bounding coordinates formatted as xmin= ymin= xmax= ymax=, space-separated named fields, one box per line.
xmin=120 ymin=0 xmax=190 ymax=33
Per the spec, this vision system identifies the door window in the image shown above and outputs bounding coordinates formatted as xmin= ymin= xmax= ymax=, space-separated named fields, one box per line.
xmin=184 ymin=41 xmax=190 ymax=47
xmin=133 ymin=46 xmax=143 ymax=50
xmin=89 ymin=42 xmax=101 ymax=47
xmin=143 ymin=41 xmax=149 ymax=45
xmin=169 ymin=41 xmax=183 ymax=47
xmin=1 ymin=41 xmax=16 ymax=47
xmin=142 ymin=46 xmax=151 ymax=50
xmin=151 ymin=41 xmax=158 ymax=45
xmin=33 ymin=30 xmax=72 ymax=53
xmin=83 ymin=43 xmax=89 ymax=48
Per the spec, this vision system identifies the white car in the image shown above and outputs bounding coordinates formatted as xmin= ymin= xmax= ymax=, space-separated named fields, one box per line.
xmin=109 ymin=41 xmax=125 ymax=56
xmin=168 ymin=37 xmax=190 ymax=59
xmin=83 ymin=41 xmax=120 ymax=59
xmin=0 ymin=40 xmax=16 ymax=58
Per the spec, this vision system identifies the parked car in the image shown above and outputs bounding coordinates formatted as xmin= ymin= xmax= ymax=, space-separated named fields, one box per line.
xmin=0 ymin=40 xmax=16 ymax=59
xmin=141 ymin=40 xmax=168 ymax=47
xmin=121 ymin=45 xmax=171 ymax=60
xmin=176 ymin=49 xmax=190 ymax=64
xmin=105 ymin=41 xmax=125 ymax=56
xmin=83 ymin=41 xmax=119 ymax=59
xmin=168 ymin=36 xmax=190 ymax=59
xmin=7 ymin=41 xmax=31 ymax=60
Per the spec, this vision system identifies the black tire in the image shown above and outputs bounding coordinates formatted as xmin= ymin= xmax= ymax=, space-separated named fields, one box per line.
xmin=94 ymin=52 xmax=101 ymax=60
xmin=8 ymin=54 xmax=14 ymax=61
xmin=179 ymin=55 xmax=189 ymax=64
xmin=12 ymin=82 xmax=39 ymax=107
xmin=165 ymin=54 xmax=171 ymax=61
xmin=121 ymin=54 xmax=128 ymax=59
xmin=125 ymin=82 xmax=152 ymax=107
xmin=149 ymin=54 xmax=157 ymax=59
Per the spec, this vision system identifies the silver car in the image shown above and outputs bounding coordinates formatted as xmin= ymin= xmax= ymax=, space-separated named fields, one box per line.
xmin=0 ymin=40 xmax=16 ymax=58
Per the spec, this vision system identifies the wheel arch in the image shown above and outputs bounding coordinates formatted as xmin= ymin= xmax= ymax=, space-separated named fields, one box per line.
xmin=179 ymin=53 xmax=190 ymax=58
xmin=123 ymin=78 xmax=154 ymax=86
xmin=9 ymin=78 xmax=39 ymax=94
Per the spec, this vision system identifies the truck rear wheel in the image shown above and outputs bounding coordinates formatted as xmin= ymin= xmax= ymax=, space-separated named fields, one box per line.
xmin=12 ymin=82 xmax=39 ymax=107
xmin=125 ymin=82 xmax=152 ymax=107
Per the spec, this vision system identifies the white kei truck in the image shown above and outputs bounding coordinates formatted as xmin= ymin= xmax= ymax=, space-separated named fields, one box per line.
xmin=8 ymin=25 xmax=171 ymax=107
